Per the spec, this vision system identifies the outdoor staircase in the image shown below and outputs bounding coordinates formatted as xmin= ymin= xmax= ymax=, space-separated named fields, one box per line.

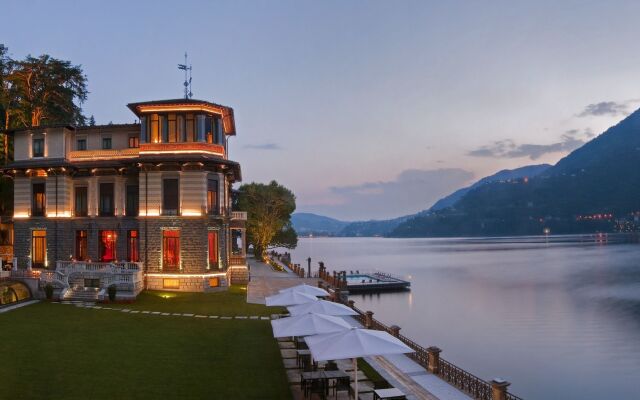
xmin=63 ymin=287 xmax=100 ymax=302
xmin=227 ymin=266 xmax=250 ymax=285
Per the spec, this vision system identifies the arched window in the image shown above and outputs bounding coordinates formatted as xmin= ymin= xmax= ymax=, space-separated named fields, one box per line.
xmin=0 ymin=281 xmax=31 ymax=306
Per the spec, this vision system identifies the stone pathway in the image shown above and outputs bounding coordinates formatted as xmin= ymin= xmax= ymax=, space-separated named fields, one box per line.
xmin=0 ymin=299 xmax=39 ymax=313
xmin=51 ymin=301 xmax=273 ymax=320
xmin=247 ymin=257 xmax=320 ymax=304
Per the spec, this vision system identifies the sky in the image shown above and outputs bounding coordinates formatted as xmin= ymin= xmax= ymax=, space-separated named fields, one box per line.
xmin=3 ymin=0 xmax=640 ymax=220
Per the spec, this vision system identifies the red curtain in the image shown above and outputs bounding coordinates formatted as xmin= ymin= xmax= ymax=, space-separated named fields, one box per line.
xmin=100 ymin=231 xmax=117 ymax=262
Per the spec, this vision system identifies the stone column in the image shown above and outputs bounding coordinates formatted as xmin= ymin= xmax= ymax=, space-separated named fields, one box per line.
xmin=365 ymin=311 xmax=374 ymax=329
xmin=426 ymin=346 xmax=442 ymax=374
xmin=389 ymin=325 xmax=401 ymax=337
xmin=491 ymin=379 xmax=511 ymax=400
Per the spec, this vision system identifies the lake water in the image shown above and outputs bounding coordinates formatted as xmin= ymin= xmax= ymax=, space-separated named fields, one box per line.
xmin=285 ymin=236 xmax=640 ymax=399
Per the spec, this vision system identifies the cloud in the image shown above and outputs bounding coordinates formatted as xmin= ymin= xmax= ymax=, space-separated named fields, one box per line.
xmin=468 ymin=129 xmax=592 ymax=160
xmin=243 ymin=143 xmax=282 ymax=150
xmin=577 ymin=99 xmax=640 ymax=118
xmin=301 ymin=168 xmax=474 ymax=220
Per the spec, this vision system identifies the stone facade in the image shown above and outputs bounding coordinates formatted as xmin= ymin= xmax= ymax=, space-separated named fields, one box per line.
xmin=5 ymin=98 xmax=247 ymax=293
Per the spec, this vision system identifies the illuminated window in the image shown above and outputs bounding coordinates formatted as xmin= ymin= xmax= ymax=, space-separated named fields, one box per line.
xmin=99 ymin=183 xmax=114 ymax=216
xmin=209 ymin=277 xmax=219 ymax=287
xmin=160 ymin=115 xmax=168 ymax=142
xmin=149 ymin=114 xmax=160 ymax=143
xmin=185 ymin=114 xmax=195 ymax=142
xmin=102 ymin=137 xmax=112 ymax=150
xmin=205 ymin=116 xmax=214 ymax=144
xmin=128 ymin=136 xmax=139 ymax=148
xmin=127 ymin=230 xmax=139 ymax=262
xmin=32 ymin=183 xmax=46 ymax=216
xmin=99 ymin=230 xmax=117 ymax=262
xmin=162 ymin=179 xmax=179 ymax=215
xmin=163 ymin=279 xmax=180 ymax=289
xmin=167 ymin=114 xmax=177 ymax=143
xmin=208 ymin=231 xmax=218 ymax=269
xmin=75 ymin=230 xmax=87 ymax=261
xmin=75 ymin=186 xmax=88 ymax=217
xmin=162 ymin=230 xmax=180 ymax=270
xmin=207 ymin=179 xmax=218 ymax=215
xmin=32 ymin=138 xmax=44 ymax=157
xmin=31 ymin=230 xmax=46 ymax=268
xmin=177 ymin=115 xmax=185 ymax=141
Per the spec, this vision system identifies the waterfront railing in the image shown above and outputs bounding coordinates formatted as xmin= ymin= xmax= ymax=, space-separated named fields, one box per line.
xmin=267 ymin=251 xmax=525 ymax=400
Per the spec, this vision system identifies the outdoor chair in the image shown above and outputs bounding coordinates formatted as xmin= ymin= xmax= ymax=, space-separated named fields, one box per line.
xmin=325 ymin=361 xmax=338 ymax=371
xmin=306 ymin=378 xmax=327 ymax=399
xmin=333 ymin=376 xmax=350 ymax=399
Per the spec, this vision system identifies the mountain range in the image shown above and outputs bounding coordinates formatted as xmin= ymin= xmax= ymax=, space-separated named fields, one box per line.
xmin=293 ymin=108 xmax=640 ymax=237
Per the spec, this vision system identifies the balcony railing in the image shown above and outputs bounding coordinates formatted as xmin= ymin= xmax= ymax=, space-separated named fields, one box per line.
xmin=67 ymin=148 xmax=139 ymax=161
xmin=229 ymin=256 xmax=246 ymax=266
xmin=231 ymin=211 xmax=247 ymax=220
xmin=139 ymin=142 xmax=225 ymax=157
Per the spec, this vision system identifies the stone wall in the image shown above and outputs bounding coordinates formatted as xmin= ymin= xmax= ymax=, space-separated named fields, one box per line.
xmin=14 ymin=215 xmax=235 ymax=292
xmin=146 ymin=274 xmax=228 ymax=292
xmin=14 ymin=217 xmax=139 ymax=268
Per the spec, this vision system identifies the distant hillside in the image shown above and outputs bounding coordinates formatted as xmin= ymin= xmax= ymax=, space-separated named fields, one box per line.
xmin=338 ymin=214 xmax=415 ymax=237
xmin=391 ymin=108 xmax=640 ymax=237
xmin=430 ymin=164 xmax=551 ymax=211
xmin=291 ymin=213 xmax=349 ymax=235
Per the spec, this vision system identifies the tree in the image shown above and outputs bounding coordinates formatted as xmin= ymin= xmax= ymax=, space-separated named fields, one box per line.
xmin=236 ymin=181 xmax=297 ymax=260
xmin=9 ymin=54 xmax=88 ymax=127
xmin=0 ymin=44 xmax=17 ymax=163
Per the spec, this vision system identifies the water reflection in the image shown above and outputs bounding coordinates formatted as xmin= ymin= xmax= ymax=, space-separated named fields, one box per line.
xmin=286 ymin=236 xmax=640 ymax=399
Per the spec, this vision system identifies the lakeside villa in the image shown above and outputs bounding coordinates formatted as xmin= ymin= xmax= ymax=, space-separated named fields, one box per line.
xmin=0 ymin=97 xmax=249 ymax=303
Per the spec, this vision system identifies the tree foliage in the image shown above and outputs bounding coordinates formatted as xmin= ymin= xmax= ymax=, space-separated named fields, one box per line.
xmin=0 ymin=44 xmax=88 ymax=164
xmin=236 ymin=181 xmax=297 ymax=260
xmin=0 ymin=45 xmax=88 ymax=217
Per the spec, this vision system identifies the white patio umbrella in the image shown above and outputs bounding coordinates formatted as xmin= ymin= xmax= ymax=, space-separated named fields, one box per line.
xmin=279 ymin=283 xmax=330 ymax=297
xmin=271 ymin=312 xmax=352 ymax=337
xmin=287 ymin=299 xmax=358 ymax=316
xmin=265 ymin=291 xmax=318 ymax=307
xmin=305 ymin=328 xmax=413 ymax=397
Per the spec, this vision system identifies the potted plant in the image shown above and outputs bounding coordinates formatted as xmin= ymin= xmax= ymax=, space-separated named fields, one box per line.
xmin=44 ymin=283 xmax=54 ymax=300
xmin=107 ymin=284 xmax=117 ymax=302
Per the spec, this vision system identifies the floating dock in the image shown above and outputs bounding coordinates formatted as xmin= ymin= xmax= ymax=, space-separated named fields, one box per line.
xmin=345 ymin=271 xmax=410 ymax=293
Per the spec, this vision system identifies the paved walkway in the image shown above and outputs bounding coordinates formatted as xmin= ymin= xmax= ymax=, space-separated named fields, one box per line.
xmin=0 ymin=299 xmax=39 ymax=313
xmin=247 ymin=257 xmax=320 ymax=304
xmin=47 ymin=300 xmax=274 ymax=320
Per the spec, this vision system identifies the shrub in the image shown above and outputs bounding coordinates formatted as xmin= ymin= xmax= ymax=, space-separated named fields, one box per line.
xmin=108 ymin=284 xmax=117 ymax=302
xmin=44 ymin=284 xmax=54 ymax=300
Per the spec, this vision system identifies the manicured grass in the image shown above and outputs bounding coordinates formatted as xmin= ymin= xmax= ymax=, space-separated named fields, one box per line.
xmin=110 ymin=285 xmax=285 ymax=316
xmin=0 ymin=291 xmax=291 ymax=400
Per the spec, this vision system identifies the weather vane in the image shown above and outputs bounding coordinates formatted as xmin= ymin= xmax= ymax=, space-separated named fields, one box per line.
xmin=178 ymin=52 xmax=193 ymax=99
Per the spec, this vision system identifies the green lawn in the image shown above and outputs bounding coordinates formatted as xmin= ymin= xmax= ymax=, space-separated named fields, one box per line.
xmin=109 ymin=286 xmax=285 ymax=316
xmin=0 ymin=288 xmax=291 ymax=400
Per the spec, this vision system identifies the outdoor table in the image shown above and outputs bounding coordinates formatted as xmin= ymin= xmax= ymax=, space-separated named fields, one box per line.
xmin=373 ymin=387 xmax=406 ymax=400
xmin=323 ymin=370 xmax=350 ymax=397
xmin=301 ymin=371 xmax=326 ymax=399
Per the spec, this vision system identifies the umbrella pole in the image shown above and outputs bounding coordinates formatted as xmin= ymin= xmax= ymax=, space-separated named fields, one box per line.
xmin=353 ymin=357 xmax=358 ymax=399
